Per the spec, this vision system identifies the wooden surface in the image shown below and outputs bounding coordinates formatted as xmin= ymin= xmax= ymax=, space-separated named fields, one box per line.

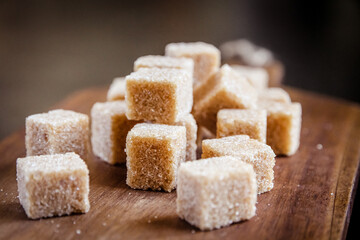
xmin=0 ymin=87 xmax=359 ymax=240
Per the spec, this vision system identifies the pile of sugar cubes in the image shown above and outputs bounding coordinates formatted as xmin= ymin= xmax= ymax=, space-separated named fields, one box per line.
xmin=17 ymin=42 xmax=302 ymax=231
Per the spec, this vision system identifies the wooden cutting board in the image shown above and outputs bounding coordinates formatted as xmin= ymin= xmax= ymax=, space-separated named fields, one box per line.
xmin=0 ymin=87 xmax=359 ymax=240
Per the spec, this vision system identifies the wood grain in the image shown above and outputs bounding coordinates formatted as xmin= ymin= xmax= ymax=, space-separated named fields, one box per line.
xmin=0 ymin=87 xmax=359 ymax=240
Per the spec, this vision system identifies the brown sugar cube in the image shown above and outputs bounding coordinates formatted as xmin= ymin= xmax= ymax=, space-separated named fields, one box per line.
xmin=16 ymin=152 xmax=90 ymax=219
xmin=177 ymin=156 xmax=257 ymax=230
xmin=107 ymin=77 xmax=126 ymax=101
xmin=202 ymin=136 xmax=276 ymax=194
xmin=230 ymin=65 xmax=269 ymax=91
xmin=258 ymin=87 xmax=291 ymax=104
xmin=134 ymin=55 xmax=194 ymax=78
xmin=193 ymin=64 xmax=258 ymax=134
xmin=260 ymin=102 xmax=302 ymax=156
xmin=217 ymin=109 xmax=267 ymax=143
xmin=192 ymin=69 xmax=218 ymax=104
xmin=91 ymin=101 xmax=140 ymax=164
xmin=125 ymin=68 xmax=192 ymax=124
xmin=199 ymin=134 xmax=250 ymax=150
xmin=126 ymin=123 xmax=186 ymax=192
xmin=220 ymin=39 xmax=274 ymax=66
xmin=165 ymin=42 xmax=220 ymax=85
xmin=174 ymin=114 xmax=198 ymax=161
xmin=25 ymin=109 xmax=89 ymax=158
xmin=220 ymin=39 xmax=284 ymax=87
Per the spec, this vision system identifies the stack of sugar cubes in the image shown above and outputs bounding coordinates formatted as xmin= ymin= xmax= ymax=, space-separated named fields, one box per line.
xmin=19 ymin=110 xmax=91 ymax=219
xmin=19 ymin=41 xmax=302 ymax=231
xmin=103 ymin=42 xmax=301 ymax=230
xmin=97 ymin=54 xmax=198 ymax=192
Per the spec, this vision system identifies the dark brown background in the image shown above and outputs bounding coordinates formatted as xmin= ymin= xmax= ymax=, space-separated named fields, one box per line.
xmin=0 ymin=0 xmax=359 ymax=238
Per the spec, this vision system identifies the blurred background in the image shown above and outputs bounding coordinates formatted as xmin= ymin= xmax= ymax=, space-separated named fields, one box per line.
xmin=0 ymin=0 xmax=359 ymax=237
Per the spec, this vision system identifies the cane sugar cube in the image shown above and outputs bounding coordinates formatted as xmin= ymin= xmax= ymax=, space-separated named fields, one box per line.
xmin=217 ymin=109 xmax=267 ymax=143
xmin=107 ymin=77 xmax=126 ymax=101
xmin=220 ymin=39 xmax=274 ymax=67
xmin=260 ymin=102 xmax=302 ymax=156
xmin=202 ymin=136 xmax=275 ymax=194
xmin=230 ymin=65 xmax=269 ymax=91
xmin=177 ymin=156 xmax=257 ymax=230
xmin=165 ymin=42 xmax=220 ymax=84
xmin=26 ymin=110 xmax=89 ymax=158
xmin=174 ymin=114 xmax=198 ymax=161
xmin=193 ymin=65 xmax=258 ymax=133
xmin=16 ymin=153 xmax=90 ymax=219
xmin=219 ymin=39 xmax=284 ymax=87
xmin=192 ymin=70 xmax=217 ymax=104
xmin=125 ymin=68 xmax=192 ymax=124
xmin=91 ymin=101 xmax=140 ymax=164
xmin=134 ymin=55 xmax=194 ymax=78
xmin=258 ymin=88 xmax=291 ymax=104
xmin=126 ymin=123 xmax=186 ymax=192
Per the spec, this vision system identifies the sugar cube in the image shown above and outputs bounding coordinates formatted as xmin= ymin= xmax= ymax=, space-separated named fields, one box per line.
xmin=16 ymin=152 xmax=90 ymax=219
xmin=219 ymin=39 xmax=284 ymax=87
xmin=220 ymin=39 xmax=274 ymax=67
xmin=230 ymin=65 xmax=269 ymax=91
xmin=165 ymin=42 xmax=220 ymax=84
xmin=192 ymin=69 xmax=217 ymax=104
xmin=107 ymin=77 xmax=126 ymax=101
xmin=91 ymin=101 xmax=140 ymax=164
xmin=193 ymin=64 xmax=258 ymax=133
xmin=126 ymin=123 xmax=186 ymax=192
xmin=202 ymin=136 xmax=275 ymax=194
xmin=174 ymin=114 xmax=198 ymax=161
xmin=177 ymin=156 xmax=257 ymax=230
xmin=260 ymin=102 xmax=302 ymax=156
xmin=125 ymin=68 xmax=192 ymax=124
xmin=217 ymin=109 xmax=267 ymax=143
xmin=134 ymin=55 xmax=194 ymax=78
xmin=258 ymin=87 xmax=291 ymax=104
xmin=25 ymin=109 xmax=89 ymax=158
